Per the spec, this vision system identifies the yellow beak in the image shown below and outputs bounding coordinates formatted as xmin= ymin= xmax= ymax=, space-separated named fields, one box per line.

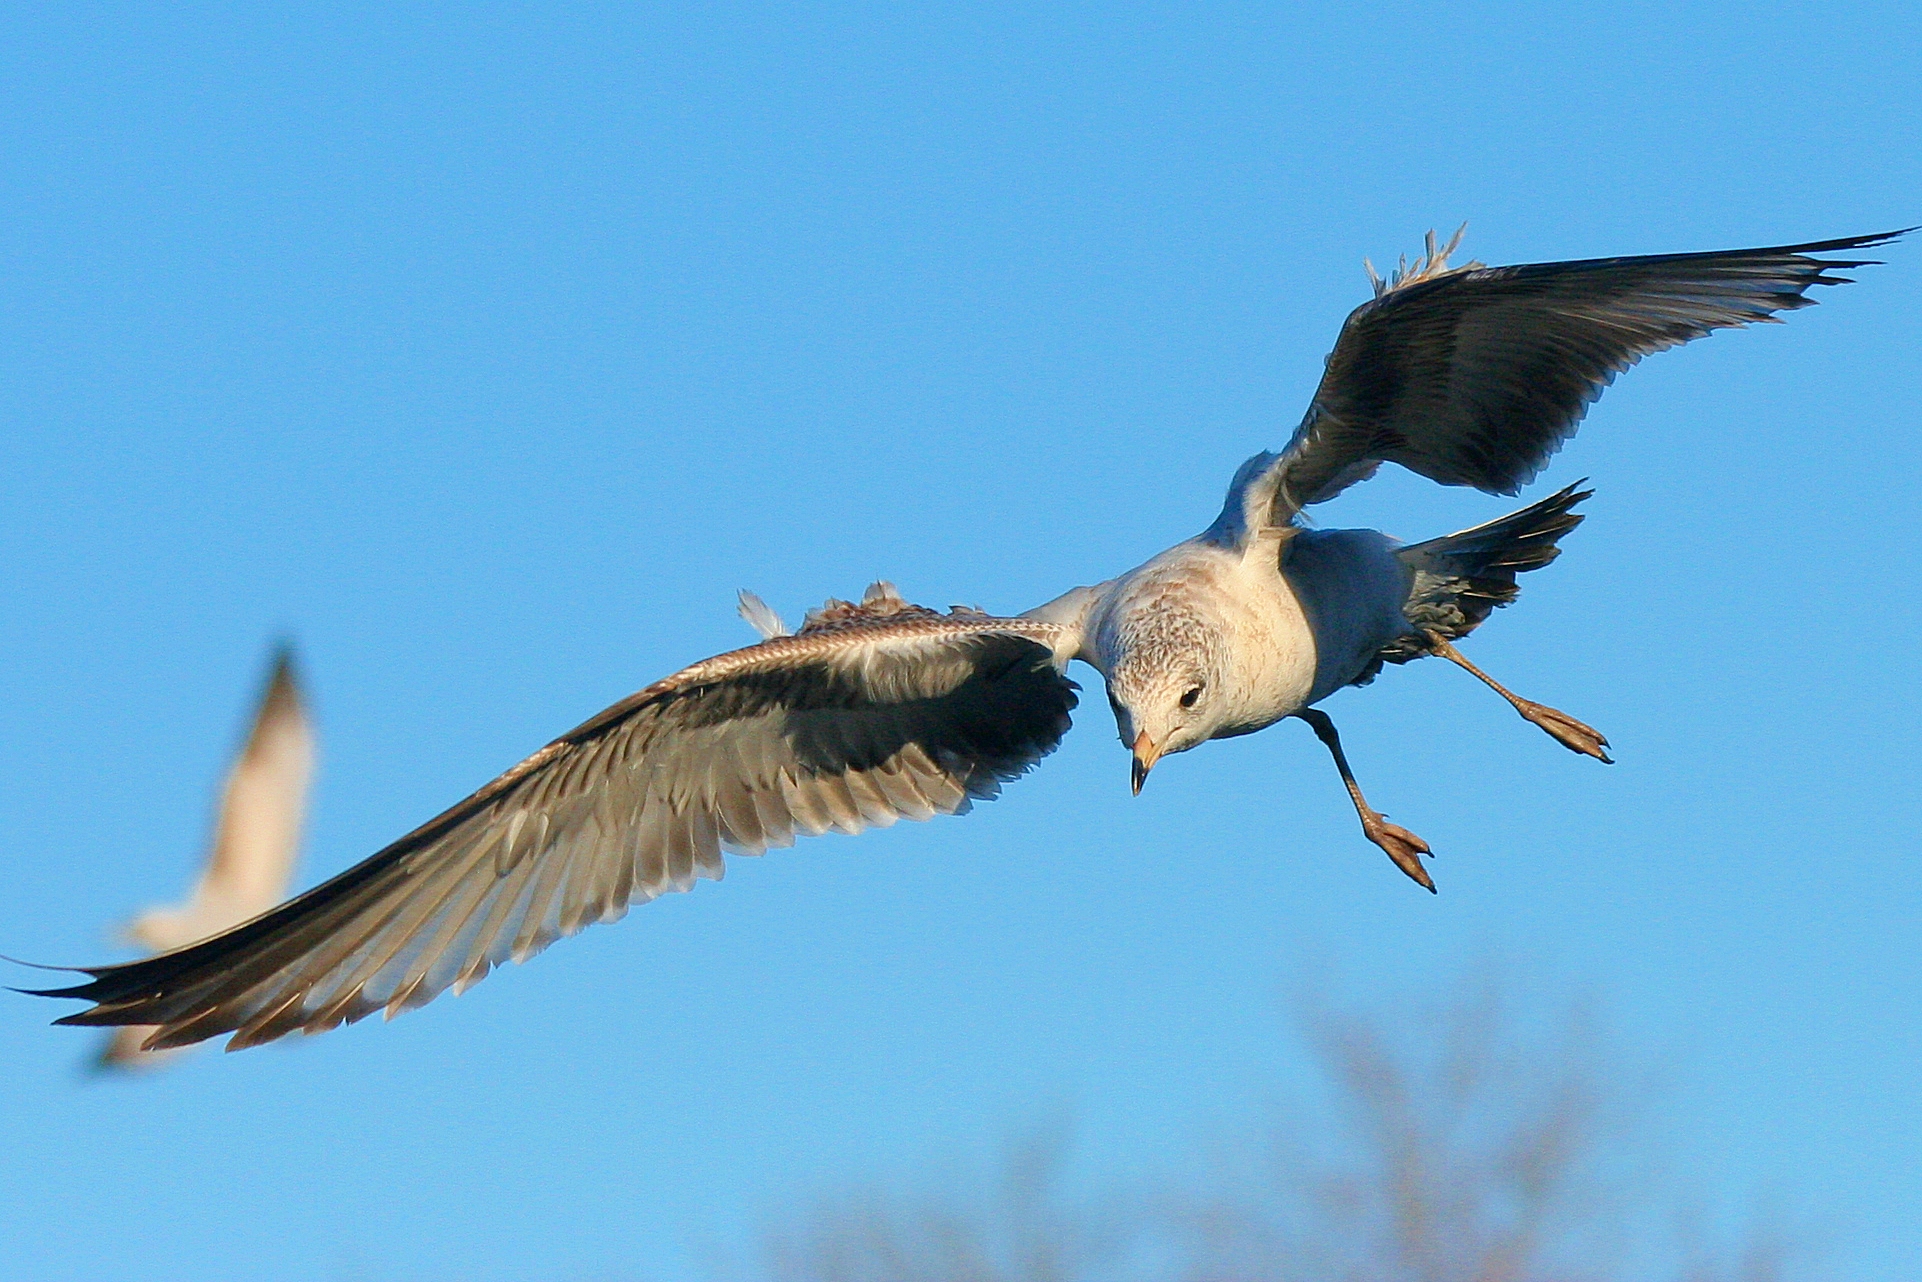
xmin=1131 ymin=731 xmax=1163 ymax=795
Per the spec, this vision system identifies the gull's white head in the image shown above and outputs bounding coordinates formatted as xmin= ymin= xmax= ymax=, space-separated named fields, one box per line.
xmin=1098 ymin=600 xmax=1232 ymax=795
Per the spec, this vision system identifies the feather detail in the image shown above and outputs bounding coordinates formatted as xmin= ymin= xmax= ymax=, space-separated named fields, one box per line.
xmin=1363 ymin=225 xmax=1481 ymax=298
xmin=737 ymin=590 xmax=790 ymax=639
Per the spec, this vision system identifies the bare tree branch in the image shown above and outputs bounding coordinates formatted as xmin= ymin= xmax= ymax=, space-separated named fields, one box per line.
xmin=751 ymin=968 xmax=1812 ymax=1282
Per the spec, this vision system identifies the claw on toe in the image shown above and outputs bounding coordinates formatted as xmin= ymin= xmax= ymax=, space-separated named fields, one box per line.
xmin=1363 ymin=815 xmax=1436 ymax=893
xmin=1518 ymin=701 xmax=1613 ymax=764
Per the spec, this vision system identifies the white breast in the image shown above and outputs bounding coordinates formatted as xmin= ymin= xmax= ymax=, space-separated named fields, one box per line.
xmin=1282 ymin=529 xmax=1414 ymax=703
xmin=1213 ymin=539 xmax=1321 ymax=727
xmin=1086 ymin=537 xmax=1319 ymax=733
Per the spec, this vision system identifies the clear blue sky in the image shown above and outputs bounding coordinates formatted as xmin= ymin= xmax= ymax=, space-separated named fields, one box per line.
xmin=1 ymin=4 xmax=1916 ymax=1279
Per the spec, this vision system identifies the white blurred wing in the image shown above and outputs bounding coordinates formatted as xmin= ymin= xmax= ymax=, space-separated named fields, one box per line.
xmin=1217 ymin=230 xmax=1904 ymax=540
xmin=118 ymin=650 xmax=315 ymax=954
xmin=97 ymin=648 xmax=315 ymax=1070
xmin=52 ymin=591 xmax=1078 ymax=1052
xmin=189 ymin=650 xmax=315 ymax=926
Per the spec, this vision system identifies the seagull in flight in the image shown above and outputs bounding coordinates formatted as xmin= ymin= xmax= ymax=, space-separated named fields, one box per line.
xmin=90 ymin=647 xmax=314 ymax=1069
xmin=31 ymin=228 xmax=1903 ymax=1053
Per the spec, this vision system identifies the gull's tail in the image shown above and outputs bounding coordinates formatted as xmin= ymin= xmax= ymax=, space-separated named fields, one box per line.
xmin=1380 ymin=482 xmax=1591 ymax=664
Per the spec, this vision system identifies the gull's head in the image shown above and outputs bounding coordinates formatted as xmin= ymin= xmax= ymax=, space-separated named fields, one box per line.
xmin=1099 ymin=604 xmax=1229 ymax=795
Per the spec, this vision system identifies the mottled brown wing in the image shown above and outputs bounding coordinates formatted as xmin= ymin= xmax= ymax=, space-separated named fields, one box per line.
xmin=1265 ymin=230 xmax=1905 ymax=519
xmin=39 ymin=610 xmax=1076 ymax=1052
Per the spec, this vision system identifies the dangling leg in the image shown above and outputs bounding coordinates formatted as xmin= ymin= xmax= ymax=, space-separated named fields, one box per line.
xmin=1423 ymin=631 xmax=1612 ymax=764
xmin=1293 ymin=709 xmax=1435 ymax=893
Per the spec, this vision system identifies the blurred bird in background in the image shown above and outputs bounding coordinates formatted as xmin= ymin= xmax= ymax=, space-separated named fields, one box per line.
xmin=92 ymin=647 xmax=314 ymax=1071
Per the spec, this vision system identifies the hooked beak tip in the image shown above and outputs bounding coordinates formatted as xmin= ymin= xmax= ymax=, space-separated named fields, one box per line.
xmin=1130 ymin=731 xmax=1161 ymax=795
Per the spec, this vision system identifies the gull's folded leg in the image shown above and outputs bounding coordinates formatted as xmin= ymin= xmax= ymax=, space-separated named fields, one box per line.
xmin=1422 ymin=631 xmax=1612 ymax=764
xmin=1292 ymin=709 xmax=1435 ymax=893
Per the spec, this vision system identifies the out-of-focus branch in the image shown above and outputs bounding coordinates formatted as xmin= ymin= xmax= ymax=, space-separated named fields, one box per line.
xmin=760 ymin=1128 xmax=1105 ymax=1282
xmin=1181 ymin=970 xmax=1620 ymax=1282
xmin=751 ymin=969 xmax=1810 ymax=1282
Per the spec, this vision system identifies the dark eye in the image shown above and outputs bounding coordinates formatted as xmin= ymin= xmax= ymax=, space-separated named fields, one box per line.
xmin=1180 ymin=684 xmax=1203 ymax=709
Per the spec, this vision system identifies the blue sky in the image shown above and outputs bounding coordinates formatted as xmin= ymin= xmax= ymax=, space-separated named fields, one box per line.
xmin=1 ymin=3 xmax=1916 ymax=1278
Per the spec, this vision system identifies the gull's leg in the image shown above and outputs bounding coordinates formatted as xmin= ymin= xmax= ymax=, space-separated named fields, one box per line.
xmin=1422 ymin=631 xmax=1613 ymax=764
xmin=1293 ymin=709 xmax=1435 ymax=893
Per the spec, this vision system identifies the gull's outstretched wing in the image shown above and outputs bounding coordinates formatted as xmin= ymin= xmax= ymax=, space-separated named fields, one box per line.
xmin=99 ymin=646 xmax=316 ymax=1070
xmin=1217 ymin=229 xmax=1906 ymax=538
xmin=42 ymin=586 xmax=1078 ymax=1052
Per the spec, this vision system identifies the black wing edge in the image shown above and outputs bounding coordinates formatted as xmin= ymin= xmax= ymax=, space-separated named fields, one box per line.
xmin=1494 ymin=226 xmax=1917 ymax=286
xmin=1369 ymin=226 xmax=1916 ymax=315
xmin=19 ymin=690 xmax=666 ymax=1035
xmin=16 ymin=643 xmax=321 ymax=1017
xmin=21 ymin=843 xmax=413 ymax=1026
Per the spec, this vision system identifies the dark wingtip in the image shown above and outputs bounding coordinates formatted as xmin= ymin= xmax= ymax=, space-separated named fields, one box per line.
xmin=1791 ymin=227 xmax=1915 ymax=256
xmin=0 ymin=951 xmax=90 ymax=973
xmin=264 ymin=640 xmax=304 ymax=703
xmin=7 ymin=953 xmax=113 ymax=1004
xmin=1794 ymin=227 xmax=1914 ymax=283
xmin=48 ymin=1007 xmax=103 ymax=1025
xmin=13 ymin=965 xmax=122 ymax=1007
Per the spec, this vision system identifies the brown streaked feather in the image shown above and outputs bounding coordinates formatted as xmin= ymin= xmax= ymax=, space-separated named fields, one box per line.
xmin=39 ymin=597 xmax=1077 ymax=1052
